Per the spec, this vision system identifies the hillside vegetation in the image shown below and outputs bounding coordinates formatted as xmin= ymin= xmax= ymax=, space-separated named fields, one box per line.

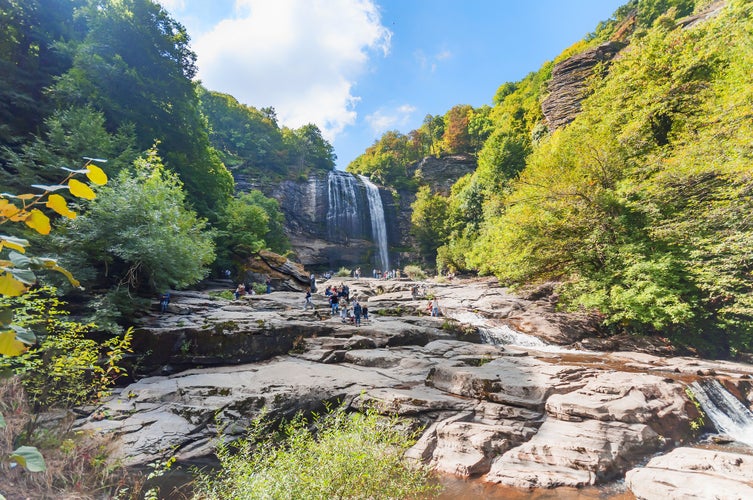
xmin=353 ymin=0 xmax=753 ymax=356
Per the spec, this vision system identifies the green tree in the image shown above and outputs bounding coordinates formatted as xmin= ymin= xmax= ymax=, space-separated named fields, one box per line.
xmin=198 ymin=88 xmax=287 ymax=177
xmin=214 ymin=191 xmax=289 ymax=273
xmin=0 ymin=0 xmax=85 ymax=147
xmin=1 ymin=105 xmax=137 ymax=192
xmin=283 ymin=124 xmax=336 ymax=174
xmin=52 ymin=0 xmax=233 ymax=217
xmin=62 ymin=148 xmax=214 ymax=298
xmin=410 ymin=185 xmax=450 ymax=265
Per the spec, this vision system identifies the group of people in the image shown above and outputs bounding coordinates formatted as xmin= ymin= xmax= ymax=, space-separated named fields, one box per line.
xmin=372 ymin=268 xmax=400 ymax=279
xmin=314 ymin=283 xmax=367 ymax=326
xmin=233 ymin=276 xmax=273 ymax=299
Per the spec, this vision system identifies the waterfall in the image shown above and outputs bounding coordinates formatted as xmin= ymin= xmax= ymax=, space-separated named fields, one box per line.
xmin=447 ymin=311 xmax=569 ymax=352
xmin=689 ymin=379 xmax=753 ymax=447
xmin=326 ymin=170 xmax=363 ymax=241
xmin=358 ymin=175 xmax=390 ymax=271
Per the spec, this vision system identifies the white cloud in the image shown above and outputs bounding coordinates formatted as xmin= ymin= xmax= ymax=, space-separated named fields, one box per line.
xmin=193 ymin=0 xmax=391 ymax=141
xmin=365 ymin=104 xmax=416 ymax=136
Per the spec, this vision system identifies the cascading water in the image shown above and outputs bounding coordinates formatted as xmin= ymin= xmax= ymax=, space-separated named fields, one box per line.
xmin=358 ymin=175 xmax=390 ymax=271
xmin=447 ymin=310 xmax=569 ymax=352
xmin=326 ymin=170 xmax=364 ymax=241
xmin=689 ymin=379 xmax=753 ymax=447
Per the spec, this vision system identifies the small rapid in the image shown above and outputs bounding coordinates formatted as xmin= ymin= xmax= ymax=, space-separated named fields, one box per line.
xmin=447 ymin=310 xmax=573 ymax=352
xmin=689 ymin=379 xmax=753 ymax=448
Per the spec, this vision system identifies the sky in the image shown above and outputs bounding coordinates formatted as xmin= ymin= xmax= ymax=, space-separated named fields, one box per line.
xmin=159 ymin=0 xmax=627 ymax=169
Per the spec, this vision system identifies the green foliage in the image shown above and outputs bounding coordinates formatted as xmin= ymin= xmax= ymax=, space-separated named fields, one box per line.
xmin=335 ymin=267 xmax=351 ymax=277
xmin=214 ymin=191 xmax=289 ymax=274
xmin=0 ymin=286 xmax=132 ymax=411
xmin=61 ymin=148 xmax=215 ymax=298
xmin=1 ymin=105 xmax=137 ymax=192
xmin=468 ymin=1 xmax=753 ymax=354
xmin=410 ymin=186 xmax=450 ymax=265
xmin=282 ymin=123 xmax=337 ymax=174
xmin=50 ymin=0 xmax=234 ymax=218
xmin=0 ymin=0 xmax=85 ymax=146
xmin=193 ymin=406 xmax=439 ymax=500
xmin=347 ymin=130 xmax=419 ymax=190
xmin=402 ymin=265 xmax=427 ymax=280
xmin=199 ymin=89 xmax=287 ymax=175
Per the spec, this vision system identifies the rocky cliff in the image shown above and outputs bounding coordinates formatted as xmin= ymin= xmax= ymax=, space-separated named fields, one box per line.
xmin=541 ymin=41 xmax=626 ymax=130
xmin=408 ymin=153 xmax=477 ymax=196
xmin=266 ymin=171 xmax=400 ymax=271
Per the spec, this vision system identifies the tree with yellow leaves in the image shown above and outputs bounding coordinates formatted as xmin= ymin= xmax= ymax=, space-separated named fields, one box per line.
xmin=0 ymin=159 xmax=107 ymax=356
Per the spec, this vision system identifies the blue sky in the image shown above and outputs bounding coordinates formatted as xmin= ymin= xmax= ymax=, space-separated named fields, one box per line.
xmin=160 ymin=0 xmax=626 ymax=168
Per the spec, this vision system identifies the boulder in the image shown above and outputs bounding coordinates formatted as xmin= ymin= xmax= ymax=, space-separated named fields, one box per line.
xmin=545 ymin=371 xmax=697 ymax=440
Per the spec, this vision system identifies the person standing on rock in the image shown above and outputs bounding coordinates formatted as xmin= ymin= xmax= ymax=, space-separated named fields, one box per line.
xmin=303 ymin=288 xmax=314 ymax=310
xmin=265 ymin=276 xmax=272 ymax=294
xmin=432 ymin=298 xmax=440 ymax=317
xmin=310 ymin=273 xmax=317 ymax=293
xmin=330 ymin=293 xmax=339 ymax=315
xmin=353 ymin=300 xmax=362 ymax=327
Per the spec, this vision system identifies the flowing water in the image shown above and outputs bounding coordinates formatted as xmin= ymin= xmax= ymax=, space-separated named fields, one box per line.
xmin=325 ymin=170 xmax=390 ymax=269
xmin=326 ymin=170 xmax=366 ymax=241
xmin=689 ymin=378 xmax=753 ymax=448
xmin=358 ymin=174 xmax=390 ymax=271
xmin=447 ymin=310 xmax=572 ymax=352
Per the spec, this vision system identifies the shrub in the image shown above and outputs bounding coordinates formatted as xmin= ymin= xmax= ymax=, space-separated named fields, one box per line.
xmin=193 ymin=405 xmax=439 ymax=499
xmin=403 ymin=265 xmax=427 ymax=280
xmin=336 ymin=267 xmax=352 ymax=277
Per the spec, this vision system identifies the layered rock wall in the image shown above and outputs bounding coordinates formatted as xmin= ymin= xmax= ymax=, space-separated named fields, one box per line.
xmin=541 ymin=41 xmax=626 ymax=130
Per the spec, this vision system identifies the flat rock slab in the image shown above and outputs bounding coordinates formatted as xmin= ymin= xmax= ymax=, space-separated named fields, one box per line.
xmin=626 ymin=447 xmax=753 ymax=499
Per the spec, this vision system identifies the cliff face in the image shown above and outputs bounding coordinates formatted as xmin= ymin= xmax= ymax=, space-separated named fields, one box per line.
xmin=249 ymin=155 xmax=477 ymax=270
xmin=541 ymin=41 xmax=626 ymax=130
xmin=408 ymin=153 xmax=477 ymax=196
xmin=268 ymin=171 xmax=400 ymax=271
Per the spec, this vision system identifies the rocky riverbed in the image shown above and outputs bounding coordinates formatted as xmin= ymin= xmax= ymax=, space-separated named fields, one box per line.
xmin=78 ymin=277 xmax=753 ymax=498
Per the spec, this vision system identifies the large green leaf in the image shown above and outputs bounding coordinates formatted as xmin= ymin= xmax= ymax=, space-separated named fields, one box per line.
xmin=10 ymin=267 xmax=37 ymax=285
xmin=9 ymin=446 xmax=47 ymax=472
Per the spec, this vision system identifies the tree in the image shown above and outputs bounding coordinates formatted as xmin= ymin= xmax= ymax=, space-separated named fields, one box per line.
xmin=410 ymin=185 xmax=450 ymax=265
xmin=1 ymin=105 xmax=137 ymax=192
xmin=283 ymin=124 xmax=336 ymax=173
xmin=441 ymin=104 xmax=473 ymax=154
xmin=214 ymin=191 xmax=289 ymax=274
xmin=62 ymin=148 xmax=214 ymax=299
xmin=0 ymin=0 xmax=86 ymax=147
xmin=198 ymin=88 xmax=287 ymax=176
xmin=51 ymin=0 xmax=233 ymax=217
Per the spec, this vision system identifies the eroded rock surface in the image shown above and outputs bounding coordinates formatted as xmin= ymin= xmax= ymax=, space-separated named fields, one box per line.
xmin=626 ymin=447 xmax=753 ymax=499
xmin=80 ymin=277 xmax=753 ymax=496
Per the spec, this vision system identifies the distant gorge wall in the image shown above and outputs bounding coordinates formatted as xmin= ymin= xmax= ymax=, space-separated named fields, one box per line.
xmin=268 ymin=170 xmax=402 ymax=271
